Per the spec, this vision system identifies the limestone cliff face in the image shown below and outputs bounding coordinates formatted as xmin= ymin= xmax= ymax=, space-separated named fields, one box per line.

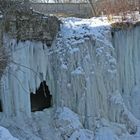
xmin=0 ymin=18 xmax=140 ymax=137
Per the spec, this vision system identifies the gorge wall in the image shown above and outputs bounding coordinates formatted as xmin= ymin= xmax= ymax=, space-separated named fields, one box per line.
xmin=0 ymin=17 xmax=140 ymax=139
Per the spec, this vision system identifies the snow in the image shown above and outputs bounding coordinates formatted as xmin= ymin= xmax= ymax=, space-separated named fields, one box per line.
xmin=71 ymin=67 xmax=84 ymax=75
xmin=0 ymin=126 xmax=18 ymax=140
xmin=54 ymin=107 xmax=94 ymax=140
xmin=60 ymin=17 xmax=110 ymax=45
xmin=55 ymin=107 xmax=83 ymax=129
xmin=95 ymin=127 xmax=119 ymax=140
xmin=61 ymin=64 xmax=68 ymax=70
xmin=1 ymin=35 xmax=53 ymax=117
xmin=68 ymin=129 xmax=94 ymax=140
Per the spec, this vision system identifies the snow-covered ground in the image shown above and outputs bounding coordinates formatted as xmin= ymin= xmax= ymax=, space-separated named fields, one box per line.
xmin=1 ymin=16 xmax=140 ymax=140
xmin=0 ymin=126 xmax=18 ymax=140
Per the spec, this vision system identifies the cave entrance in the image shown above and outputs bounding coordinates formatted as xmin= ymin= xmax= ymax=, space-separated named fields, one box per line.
xmin=0 ymin=94 xmax=3 ymax=112
xmin=0 ymin=101 xmax=2 ymax=112
xmin=30 ymin=81 xmax=52 ymax=112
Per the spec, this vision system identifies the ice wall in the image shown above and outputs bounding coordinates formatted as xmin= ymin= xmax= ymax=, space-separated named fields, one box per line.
xmin=48 ymin=18 xmax=138 ymax=134
xmin=49 ymin=29 xmax=118 ymax=129
xmin=0 ymin=35 xmax=53 ymax=117
xmin=0 ymin=18 xmax=140 ymax=137
xmin=113 ymin=26 xmax=140 ymax=120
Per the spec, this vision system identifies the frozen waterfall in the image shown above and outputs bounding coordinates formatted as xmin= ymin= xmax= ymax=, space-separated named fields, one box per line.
xmin=0 ymin=18 xmax=140 ymax=139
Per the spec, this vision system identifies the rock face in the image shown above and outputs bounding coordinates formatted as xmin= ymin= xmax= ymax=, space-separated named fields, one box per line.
xmin=3 ymin=10 xmax=60 ymax=45
xmin=0 ymin=18 xmax=140 ymax=139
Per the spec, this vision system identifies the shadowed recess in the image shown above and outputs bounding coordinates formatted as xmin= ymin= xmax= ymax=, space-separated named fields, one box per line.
xmin=0 ymin=100 xmax=2 ymax=112
xmin=30 ymin=81 xmax=52 ymax=112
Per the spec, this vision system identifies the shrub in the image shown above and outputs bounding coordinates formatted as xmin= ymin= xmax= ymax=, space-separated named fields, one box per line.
xmin=97 ymin=0 xmax=139 ymax=21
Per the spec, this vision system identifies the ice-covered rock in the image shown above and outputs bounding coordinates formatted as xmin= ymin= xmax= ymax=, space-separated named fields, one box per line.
xmin=0 ymin=108 xmax=61 ymax=140
xmin=54 ymin=107 xmax=83 ymax=139
xmin=54 ymin=107 xmax=94 ymax=140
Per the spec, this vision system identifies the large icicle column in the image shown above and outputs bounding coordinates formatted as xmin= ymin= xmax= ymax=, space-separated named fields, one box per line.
xmin=113 ymin=24 xmax=140 ymax=120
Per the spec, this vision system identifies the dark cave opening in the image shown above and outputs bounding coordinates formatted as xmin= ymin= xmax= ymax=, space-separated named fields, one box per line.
xmin=30 ymin=81 xmax=52 ymax=112
xmin=0 ymin=100 xmax=2 ymax=112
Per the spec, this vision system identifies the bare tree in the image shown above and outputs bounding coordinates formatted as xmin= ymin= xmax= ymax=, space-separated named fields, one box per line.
xmin=88 ymin=0 xmax=97 ymax=16
xmin=139 ymin=0 xmax=140 ymax=13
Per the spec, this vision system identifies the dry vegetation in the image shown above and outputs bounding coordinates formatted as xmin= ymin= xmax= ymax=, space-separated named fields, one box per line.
xmin=97 ymin=0 xmax=139 ymax=21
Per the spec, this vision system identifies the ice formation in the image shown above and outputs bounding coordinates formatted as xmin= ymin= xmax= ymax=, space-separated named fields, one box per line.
xmin=0 ymin=35 xmax=53 ymax=117
xmin=0 ymin=17 xmax=140 ymax=139
xmin=113 ymin=26 xmax=140 ymax=119
xmin=49 ymin=18 xmax=139 ymax=134
xmin=54 ymin=107 xmax=94 ymax=140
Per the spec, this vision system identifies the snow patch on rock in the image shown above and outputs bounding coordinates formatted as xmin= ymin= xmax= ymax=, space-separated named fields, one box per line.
xmin=54 ymin=107 xmax=102 ymax=140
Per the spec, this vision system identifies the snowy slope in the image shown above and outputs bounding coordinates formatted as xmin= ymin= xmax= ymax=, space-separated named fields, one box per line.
xmin=0 ymin=126 xmax=18 ymax=140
